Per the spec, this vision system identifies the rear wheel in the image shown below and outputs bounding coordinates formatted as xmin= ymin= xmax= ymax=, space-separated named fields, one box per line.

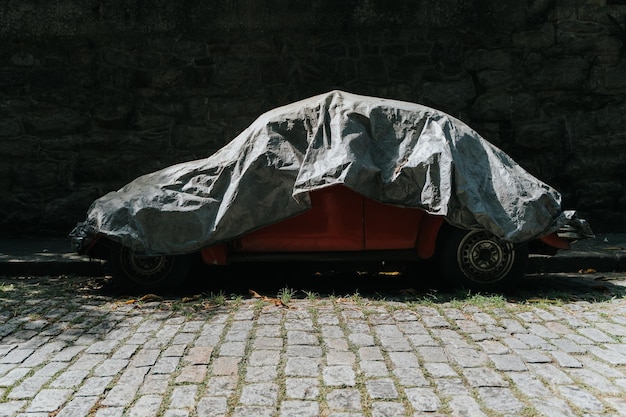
xmin=109 ymin=245 xmax=192 ymax=292
xmin=438 ymin=227 xmax=528 ymax=291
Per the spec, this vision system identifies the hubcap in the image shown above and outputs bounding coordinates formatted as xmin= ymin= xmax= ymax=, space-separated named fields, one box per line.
xmin=119 ymin=247 xmax=173 ymax=284
xmin=457 ymin=230 xmax=515 ymax=284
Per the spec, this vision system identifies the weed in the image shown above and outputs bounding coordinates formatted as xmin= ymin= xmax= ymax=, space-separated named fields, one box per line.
xmin=302 ymin=290 xmax=319 ymax=301
xmin=277 ymin=286 xmax=296 ymax=304
xmin=229 ymin=294 xmax=243 ymax=305
xmin=461 ymin=292 xmax=507 ymax=308
xmin=518 ymin=406 xmax=540 ymax=417
xmin=205 ymin=291 xmax=226 ymax=306
xmin=28 ymin=313 xmax=43 ymax=321
xmin=346 ymin=290 xmax=364 ymax=305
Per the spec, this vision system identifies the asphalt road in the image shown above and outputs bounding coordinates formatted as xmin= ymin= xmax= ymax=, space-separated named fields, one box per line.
xmin=1 ymin=271 xmax=625 ymax=416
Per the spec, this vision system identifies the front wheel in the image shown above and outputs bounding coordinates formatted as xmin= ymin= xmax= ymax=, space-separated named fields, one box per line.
xmin=109 ymin=245 xmax=193 ymax=293
xmin=438 ymin=227 xmax=528 ymax=291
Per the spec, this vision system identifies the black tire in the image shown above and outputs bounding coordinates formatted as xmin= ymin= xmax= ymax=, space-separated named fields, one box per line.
xmin=438 ymin=227 xmax=528 ymax=291
xmin=109 ymin=245 xmax=193 ymax=293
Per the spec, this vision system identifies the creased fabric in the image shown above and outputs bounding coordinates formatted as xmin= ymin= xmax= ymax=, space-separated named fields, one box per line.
xmin=81 ymin=90 xmax=566 ymax=255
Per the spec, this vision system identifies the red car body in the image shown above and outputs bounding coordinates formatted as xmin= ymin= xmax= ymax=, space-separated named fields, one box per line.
xmin=200 ymin=185 xmax=448 ymax=265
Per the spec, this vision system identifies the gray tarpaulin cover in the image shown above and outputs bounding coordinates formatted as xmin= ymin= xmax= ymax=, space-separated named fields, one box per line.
xmin=80 ymin=90 xmax=578 ymax=255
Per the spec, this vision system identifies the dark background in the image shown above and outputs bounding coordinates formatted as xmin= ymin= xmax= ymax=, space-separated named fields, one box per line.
xmin=1 ymin=0 xmax=625 ymax=236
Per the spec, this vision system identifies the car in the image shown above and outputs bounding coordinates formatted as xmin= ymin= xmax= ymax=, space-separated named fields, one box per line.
xmin=70 ymin=90 xmax=593 ymax=292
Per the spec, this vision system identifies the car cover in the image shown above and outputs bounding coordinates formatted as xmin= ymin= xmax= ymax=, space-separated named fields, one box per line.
xmin=76 ymin=90 xmax=588 ymax=255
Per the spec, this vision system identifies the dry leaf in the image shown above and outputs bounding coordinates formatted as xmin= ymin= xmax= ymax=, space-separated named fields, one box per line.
xmin=379 ymin=271 xmax=401 ymax=276
xmin=139 ymin=294 xmax=162 ymax=302
xmin=249 ymin=289 xmax=294 ymax=309
xmin=578 ymin=268 xmax=597 ymax=274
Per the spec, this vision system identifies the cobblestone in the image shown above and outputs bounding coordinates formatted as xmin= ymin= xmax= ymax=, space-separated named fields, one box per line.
xmin=0 ymin=274 xmax=626 ymax=416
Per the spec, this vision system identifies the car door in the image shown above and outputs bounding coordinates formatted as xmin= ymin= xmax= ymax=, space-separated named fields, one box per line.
xmin=234 ymin=185 xmax=365 ymax=252
xmin=363 ymin=197 xmax=423 ymax=250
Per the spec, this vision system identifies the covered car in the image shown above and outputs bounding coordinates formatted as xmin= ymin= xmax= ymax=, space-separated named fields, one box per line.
xmin=71 ymin=90 xmax=593 ymax=291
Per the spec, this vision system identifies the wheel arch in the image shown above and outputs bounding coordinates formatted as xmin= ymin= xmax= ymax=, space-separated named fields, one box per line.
xmin=416 ymin=214 xmax=446 ymax=259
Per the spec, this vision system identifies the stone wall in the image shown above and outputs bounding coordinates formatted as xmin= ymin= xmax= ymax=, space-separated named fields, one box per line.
xmin=1 ymin=0 xmax=625 ymax=236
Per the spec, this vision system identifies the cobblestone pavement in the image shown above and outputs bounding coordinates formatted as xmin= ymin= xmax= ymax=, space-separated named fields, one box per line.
xmin=1 ymin=272 xmax=626 ymax=417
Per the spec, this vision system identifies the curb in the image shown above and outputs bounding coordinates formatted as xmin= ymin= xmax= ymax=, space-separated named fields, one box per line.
xmin=1 ymin=253 xmax=624 ymax=278
xmin=0 ymin=260 xmax=105 ymax=277
xmin=527 ymin=252 xmax=626 ymax=274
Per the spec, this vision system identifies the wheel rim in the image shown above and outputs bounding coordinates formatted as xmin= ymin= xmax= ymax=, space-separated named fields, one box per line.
xmin=456 ymin=230 xmax=515 ymax=284
xmin=119 ymin=247 xmax=174 ymax=285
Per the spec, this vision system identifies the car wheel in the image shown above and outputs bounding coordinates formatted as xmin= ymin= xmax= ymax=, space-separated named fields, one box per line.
xmin=439 ymin=227 xmax=528 ymax=291
xmin=110 ymin=245 xmax=192 ymax=292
